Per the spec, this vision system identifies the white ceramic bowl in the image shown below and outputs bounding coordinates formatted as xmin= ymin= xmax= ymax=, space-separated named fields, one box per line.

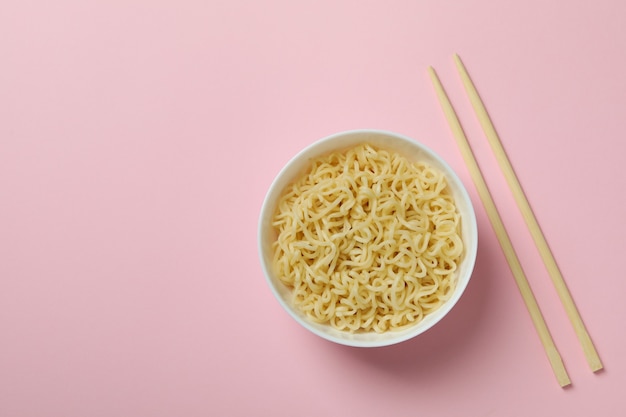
xmin=258 ymin=129 xmax=478 ymax=347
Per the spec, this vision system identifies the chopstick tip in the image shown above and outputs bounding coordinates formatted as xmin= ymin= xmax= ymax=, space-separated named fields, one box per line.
xmin=427 ymin=66 xmax=438 ymax=82
xmin=453 ymin=53 xmax=465 ymax=68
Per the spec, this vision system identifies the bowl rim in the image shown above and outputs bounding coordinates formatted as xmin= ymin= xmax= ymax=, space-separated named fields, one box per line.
xmin=258 ymin=129 xmax=478 ymax=347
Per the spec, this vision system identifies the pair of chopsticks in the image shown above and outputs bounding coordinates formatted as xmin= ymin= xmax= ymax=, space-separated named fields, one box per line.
xmin=428 ymin=54 xmax=602 ymax=388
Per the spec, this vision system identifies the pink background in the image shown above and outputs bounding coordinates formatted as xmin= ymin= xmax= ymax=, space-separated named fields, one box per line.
xmin=1 ymin=1 xmax=625 ymax=416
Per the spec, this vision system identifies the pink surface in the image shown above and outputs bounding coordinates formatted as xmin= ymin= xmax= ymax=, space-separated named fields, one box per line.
xmin=1 ymin=1 xmax=625 ymax=416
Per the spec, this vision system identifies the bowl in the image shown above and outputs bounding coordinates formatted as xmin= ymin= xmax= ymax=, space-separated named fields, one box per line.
xmin=258 ymin=129 xmax=478 ymax=347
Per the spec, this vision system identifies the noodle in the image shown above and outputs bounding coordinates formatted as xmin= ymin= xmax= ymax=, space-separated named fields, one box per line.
xmin=272 ymin=144 xmax=464 ymax=333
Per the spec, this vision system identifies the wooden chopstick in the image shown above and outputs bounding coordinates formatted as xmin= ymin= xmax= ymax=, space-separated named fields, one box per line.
xmin=428 ymin=66 xmax=572 ymax=387
xmin=453 ymin=54 xmax=603 ymax=373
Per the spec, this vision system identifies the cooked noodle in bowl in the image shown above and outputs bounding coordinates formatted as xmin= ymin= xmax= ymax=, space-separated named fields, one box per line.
xmin=258 ymin=130 xmax=478 ymax=347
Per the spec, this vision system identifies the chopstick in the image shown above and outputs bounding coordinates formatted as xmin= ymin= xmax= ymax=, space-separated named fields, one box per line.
xmin=428 ymin=66 xmax=572 ymax=387
xmin=453 ymin=54 xmax=603 ymax=373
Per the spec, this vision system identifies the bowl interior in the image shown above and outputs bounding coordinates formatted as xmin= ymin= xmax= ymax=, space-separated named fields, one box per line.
xmin=258 ymin=130 xmax=478 ymax=347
